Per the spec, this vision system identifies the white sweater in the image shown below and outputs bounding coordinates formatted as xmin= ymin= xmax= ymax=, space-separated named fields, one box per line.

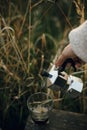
xmin=69 ymin=20 xmax=87 ymax=62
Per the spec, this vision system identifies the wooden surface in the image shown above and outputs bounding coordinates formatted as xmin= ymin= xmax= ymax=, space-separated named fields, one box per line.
xmin=25 ymin=109 xmax=87 ymax=130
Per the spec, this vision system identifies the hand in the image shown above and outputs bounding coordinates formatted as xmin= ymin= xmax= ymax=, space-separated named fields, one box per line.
xmin=55 ymin=44 xmax=82 ymax=68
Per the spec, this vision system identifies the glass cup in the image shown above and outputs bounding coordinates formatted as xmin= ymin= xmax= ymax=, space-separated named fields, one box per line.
xmin=27 ymin=92 xmax=53 ymax=124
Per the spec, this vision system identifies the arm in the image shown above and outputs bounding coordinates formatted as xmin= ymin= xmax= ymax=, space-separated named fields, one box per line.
xmin=55 ymin=20 xmax=87 ymax=67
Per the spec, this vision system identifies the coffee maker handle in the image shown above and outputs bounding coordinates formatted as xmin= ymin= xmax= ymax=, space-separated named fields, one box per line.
xmin=58 ymin=58 xmax=76 ymax=73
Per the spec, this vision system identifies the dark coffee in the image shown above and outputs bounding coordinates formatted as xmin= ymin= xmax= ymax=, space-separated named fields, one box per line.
xmin=32 ymin=117 xmax=49 ymax=125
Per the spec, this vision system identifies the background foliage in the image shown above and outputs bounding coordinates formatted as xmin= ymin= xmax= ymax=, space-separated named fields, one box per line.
xmin=0 ymin=0 xmax=87 ymax=130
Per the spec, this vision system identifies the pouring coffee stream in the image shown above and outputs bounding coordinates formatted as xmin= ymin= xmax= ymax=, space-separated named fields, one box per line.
xmin=40 ymin=58 xmax=83 ymax=98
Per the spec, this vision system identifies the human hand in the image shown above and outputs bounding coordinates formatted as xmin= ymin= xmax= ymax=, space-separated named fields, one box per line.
xmin=55 ymin=44 xmax=82 ymax=68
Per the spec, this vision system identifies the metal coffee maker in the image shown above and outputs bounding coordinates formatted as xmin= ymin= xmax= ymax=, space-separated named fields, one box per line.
xmin=41 ymin=58 xmax=83 ymax=98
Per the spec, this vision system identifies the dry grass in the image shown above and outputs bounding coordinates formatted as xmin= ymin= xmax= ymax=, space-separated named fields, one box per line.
xmin=0 ymin=1 xmax=87 ymax=129
xmin=0 ymin=1 xmax=56 ymax=116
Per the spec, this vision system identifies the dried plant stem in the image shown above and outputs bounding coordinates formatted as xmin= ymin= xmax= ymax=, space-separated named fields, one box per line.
xmin=28 ymin=0 xmax=31 ymax=73
xmin=1 ymin=17 xmax=27 ymax=72
xmin=56 ymin=2 xmax=72 ymax=29
xmin=31 ymin=0 xmax=43 ymax=9
xmin=74 ymin=0 xmax=85 ymax=24
xmin=11 ymin=35 xmax=27 ymax=72
xmin=18 ymin=1 xmax=29 ymax=37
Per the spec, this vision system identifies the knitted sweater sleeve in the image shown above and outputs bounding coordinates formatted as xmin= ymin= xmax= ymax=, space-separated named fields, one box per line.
xmin=68 ymin=20 xmax=87 ymax=63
